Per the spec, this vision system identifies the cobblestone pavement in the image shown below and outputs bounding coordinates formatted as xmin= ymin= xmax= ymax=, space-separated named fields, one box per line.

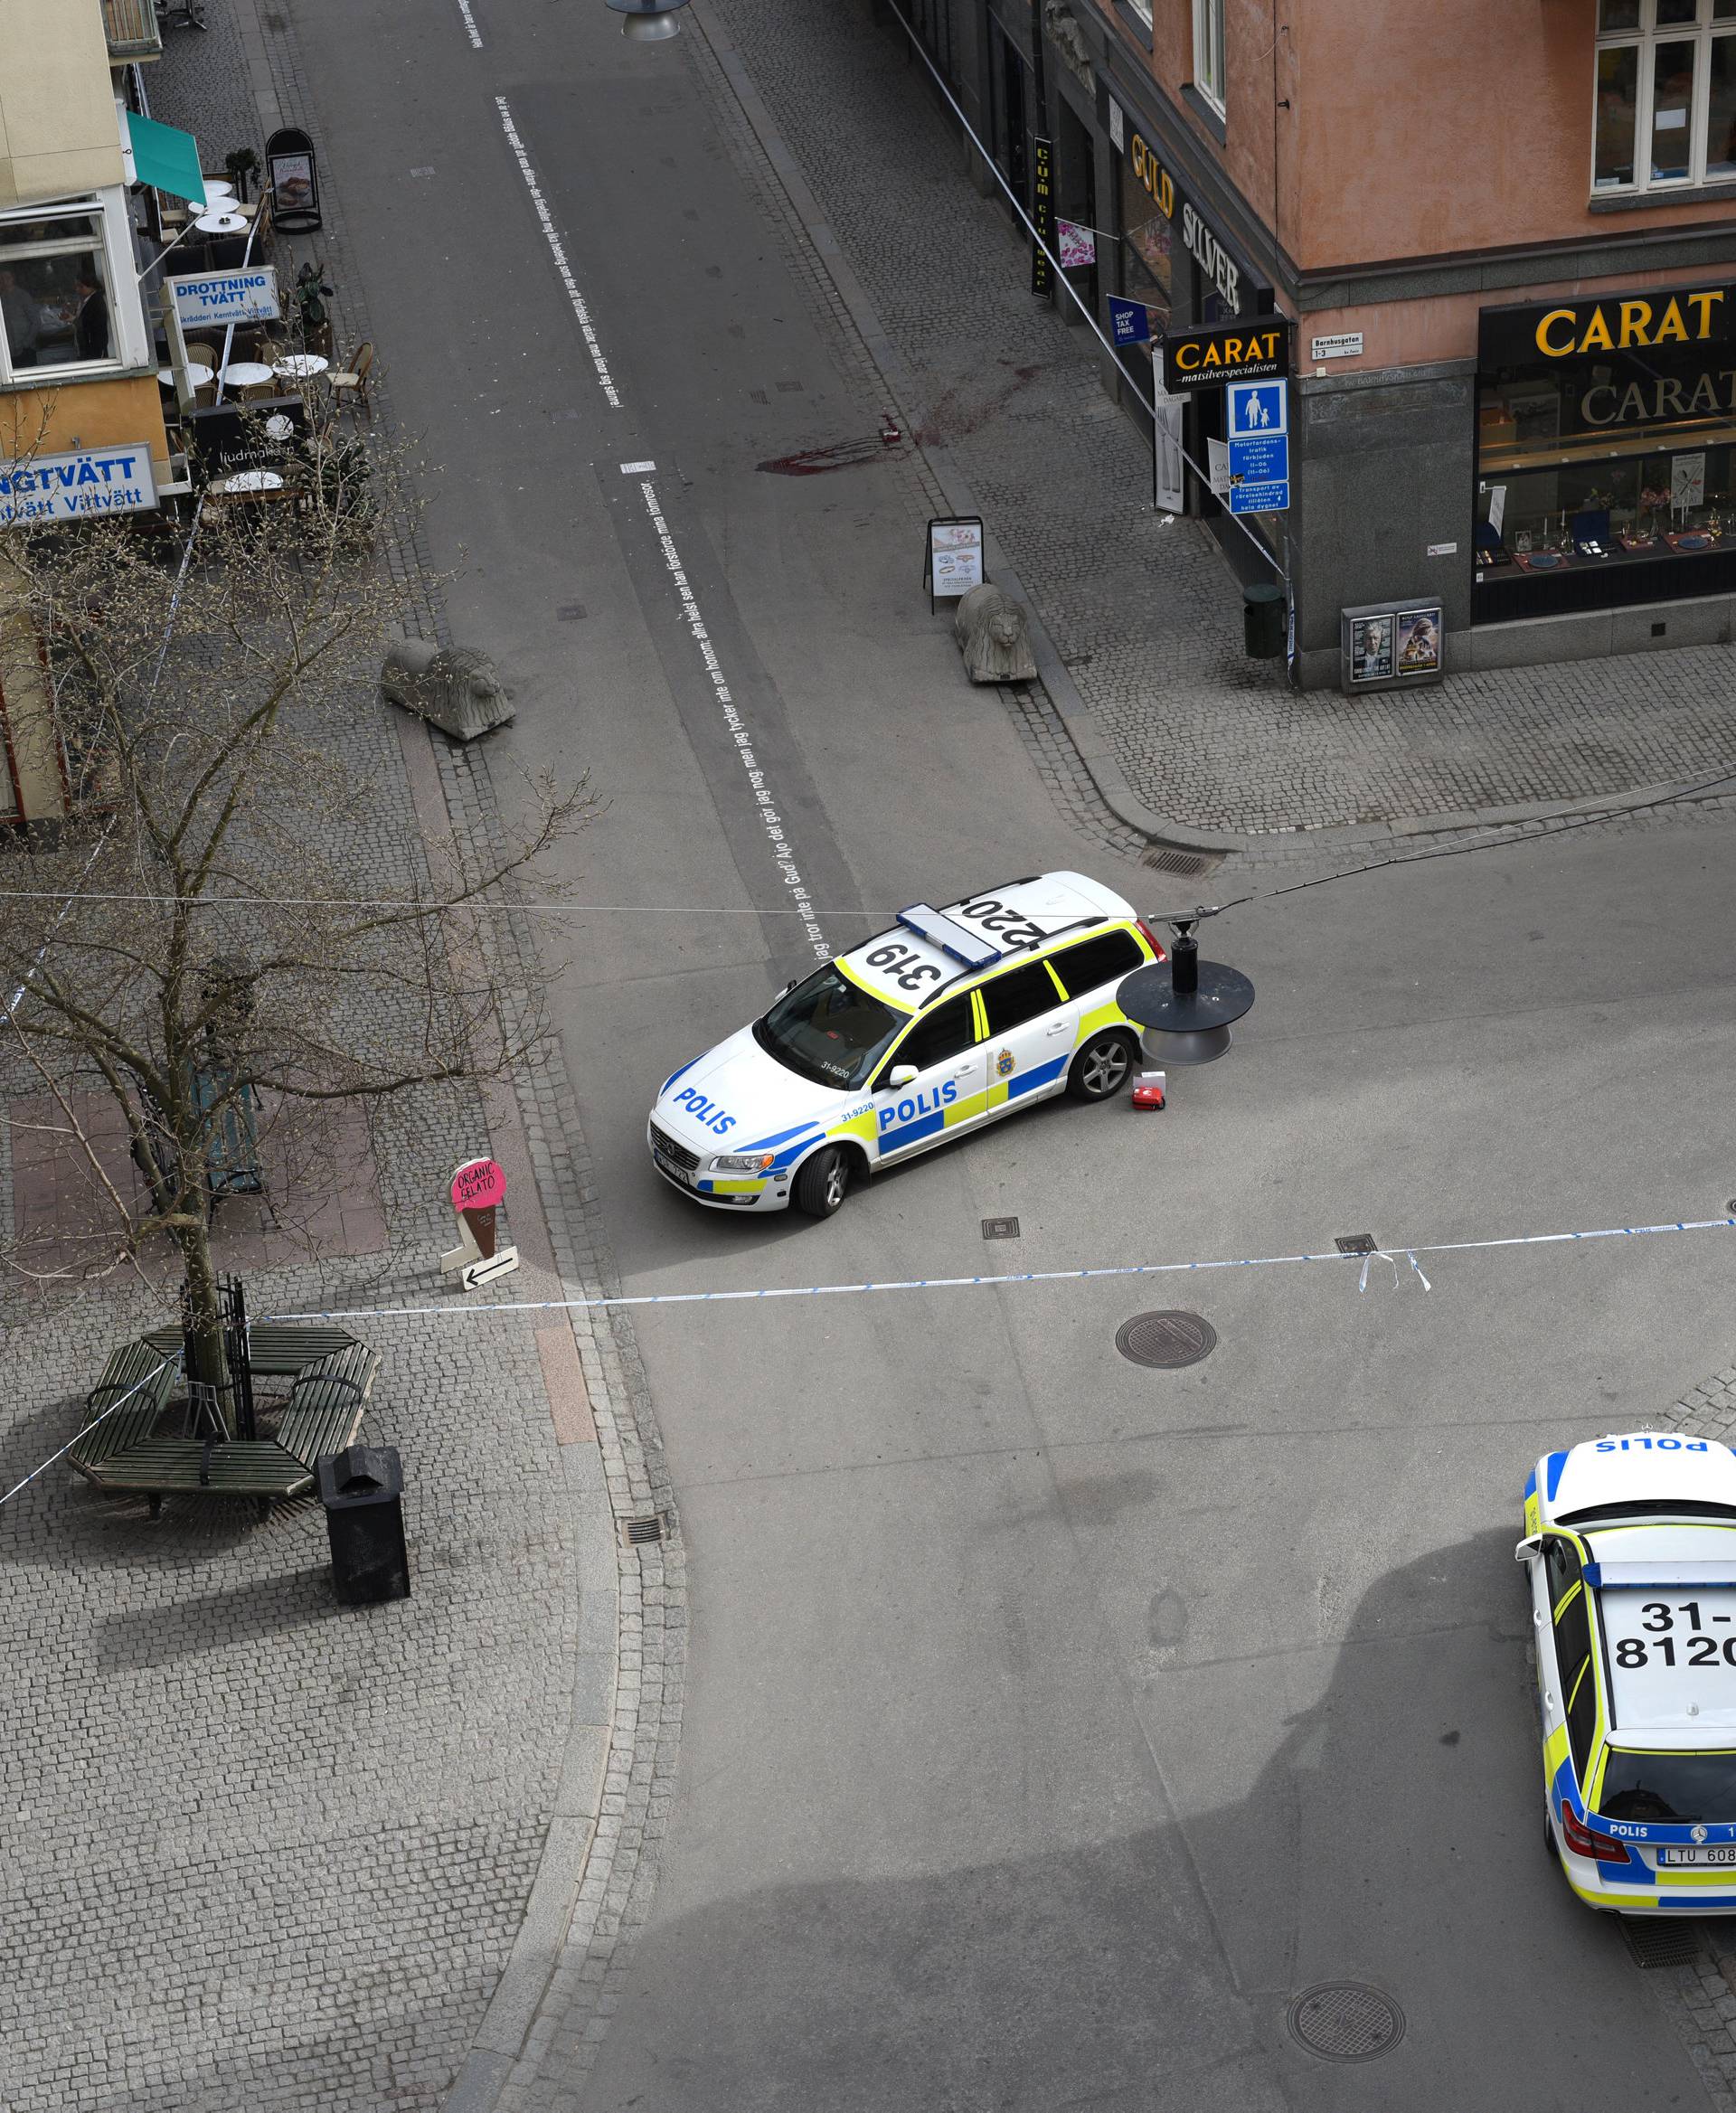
xmin=697 ymin=0 xmax=1736 ymax=838
xmin=0 ymin=10 xmax=676 ymax=2112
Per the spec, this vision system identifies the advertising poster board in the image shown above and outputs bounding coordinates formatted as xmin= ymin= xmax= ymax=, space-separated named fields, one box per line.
xmin=1396 ymin=607 xmax=1443 ymax=675
xmin=1349 ymin=613 xmax=1394 ymax=684
xmin=926 ymin=516 xmax=986 ymax=606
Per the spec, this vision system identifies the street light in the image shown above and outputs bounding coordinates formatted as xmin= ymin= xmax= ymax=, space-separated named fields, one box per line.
xmin=606 ymin=0 xmax=689 ymax=38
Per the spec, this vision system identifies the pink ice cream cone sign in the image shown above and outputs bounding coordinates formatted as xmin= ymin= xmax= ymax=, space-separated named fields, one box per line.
xmin=443 ymin=1157 xmax=518 ymax=1288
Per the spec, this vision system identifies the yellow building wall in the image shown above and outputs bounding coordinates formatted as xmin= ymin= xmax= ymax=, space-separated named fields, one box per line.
xmin=0 ymin=0 xmax=125 ymax=209
xmin=0 ymin=375 xmax=170 ymax=486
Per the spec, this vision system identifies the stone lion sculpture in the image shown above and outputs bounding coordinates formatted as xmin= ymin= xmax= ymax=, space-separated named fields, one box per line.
xmin=379 ymin=639 xmax=514 ymax=742
xmin=953 ymin=582 xmax=1037 ymax=684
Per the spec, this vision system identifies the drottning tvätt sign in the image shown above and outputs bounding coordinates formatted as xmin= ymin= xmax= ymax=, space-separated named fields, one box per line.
xmin=0 ymin=448 xmax=158 ymax=529
xmin=169 ymin=266 xmax=281 ymax=329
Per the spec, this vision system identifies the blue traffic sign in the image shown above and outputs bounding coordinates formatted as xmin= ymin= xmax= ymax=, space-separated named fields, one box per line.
xmin=1226 ymin=378 xmax=1288 ymax=439
xmin=1226 ymin=376 xmax=1290 ymax=513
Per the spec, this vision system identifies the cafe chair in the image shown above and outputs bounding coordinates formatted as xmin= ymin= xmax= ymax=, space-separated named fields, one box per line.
xmin=327 ymin=342 xmax=373 ymax=420
xmin=184 ymin=342 xmax=218 ymax=370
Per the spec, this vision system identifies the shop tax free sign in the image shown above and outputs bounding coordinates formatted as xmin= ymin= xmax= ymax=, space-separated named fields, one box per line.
xmin=1161 ymin=316 xmax=1291 ymax=395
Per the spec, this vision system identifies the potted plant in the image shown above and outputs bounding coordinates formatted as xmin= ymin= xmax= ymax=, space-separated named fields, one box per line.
xmin=224 ymin=147 xmax=260 ymax=203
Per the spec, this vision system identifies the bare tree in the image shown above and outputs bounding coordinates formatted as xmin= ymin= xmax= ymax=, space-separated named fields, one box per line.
xmin=0 ymin=413 xmax=589 ymax=1395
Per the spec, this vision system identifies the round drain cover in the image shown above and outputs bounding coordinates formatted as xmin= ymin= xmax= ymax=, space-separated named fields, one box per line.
xmin=1286 ymin=1983 xmax=1404 ymax=2062
xmin=1115 ymin=1310 xmax=1217 ymax=1369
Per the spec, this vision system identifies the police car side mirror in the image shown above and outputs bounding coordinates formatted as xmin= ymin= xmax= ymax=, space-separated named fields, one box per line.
xmin=778 ymin=978 xmax=797 ymax=997
xmin=1514 ymin=1534 xmax=1542 ymax=1563
xmin=887 ymin=1065 xmax=919 ymax=1090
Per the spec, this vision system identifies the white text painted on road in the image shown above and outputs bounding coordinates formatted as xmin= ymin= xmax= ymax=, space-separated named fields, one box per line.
xmin=495 ymin=98 xmax=619 ymax=408
xmin=637 ymin=478 xmax=828 ymax=962
xmin=456 ymin=0 xmax=482 ymax=45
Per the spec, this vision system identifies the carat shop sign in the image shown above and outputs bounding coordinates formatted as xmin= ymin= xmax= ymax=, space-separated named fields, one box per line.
xmin=168 ymin=266 xmax=280 ymax=328
xmin=0 ymin=447 xmax=158 ymax=528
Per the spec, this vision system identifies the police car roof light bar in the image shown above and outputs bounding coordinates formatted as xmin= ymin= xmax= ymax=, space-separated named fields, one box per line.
xmin=896 ymin=904 xmax=999 ymax=969
xmin=1584 ymin=1562 xmax=1736 ymax=1589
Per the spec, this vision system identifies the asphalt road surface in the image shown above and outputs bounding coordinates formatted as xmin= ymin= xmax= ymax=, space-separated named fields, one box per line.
xmin=297 ymin=0 xmax=1736 ymax=2102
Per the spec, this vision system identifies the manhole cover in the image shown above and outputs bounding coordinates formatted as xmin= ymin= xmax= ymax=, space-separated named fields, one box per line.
xmin=1286 ymin=1983 xmax=1404 ymax=2062
xmin=1335 ymin=1232 xmax=1377 ymax=1256
xmin=982 ymin=1216 xmax=1020 ymax=1240
xmin=1115 ymin=1310 xmax=1217 ymax=1369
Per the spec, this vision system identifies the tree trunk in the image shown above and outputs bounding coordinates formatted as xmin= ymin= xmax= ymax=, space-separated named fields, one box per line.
xmin=175 ymin=1217 xmax=231 ymax=1427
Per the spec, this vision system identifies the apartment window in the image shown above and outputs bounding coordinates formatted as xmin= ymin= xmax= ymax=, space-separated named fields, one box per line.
xmin=1193 ymin=0 xmax=1226 ymax=115
xmin=0 ymin=195 xmax=129 ymax=386
xmin=1123 ymin=0 xmax=1153 ymax=26
xmin=1595 ymin=0 xmax=1736 ymax=192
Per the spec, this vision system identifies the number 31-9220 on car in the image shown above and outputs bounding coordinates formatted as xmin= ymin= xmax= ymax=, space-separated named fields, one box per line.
xmin=646 ymin=871 xmax=1164 ymax=1219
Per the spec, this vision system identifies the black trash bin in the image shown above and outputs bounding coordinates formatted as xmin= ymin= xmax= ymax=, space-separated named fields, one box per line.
xmin=316 ymin=1444 xmax=410 ymax=1605
xmin=1242 ymin=582 xmax=1287 ymax=661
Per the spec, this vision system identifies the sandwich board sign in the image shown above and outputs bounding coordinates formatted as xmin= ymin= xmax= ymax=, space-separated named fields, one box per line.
xmin=440 ymin=1156 xmax=520 ymax=1290
xmin=925 ymin=516 xmax=986 ymax=608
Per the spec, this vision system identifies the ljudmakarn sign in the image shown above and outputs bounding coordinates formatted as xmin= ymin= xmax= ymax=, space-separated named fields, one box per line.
xmin=0 ymin=448 xmax=157 ymax=529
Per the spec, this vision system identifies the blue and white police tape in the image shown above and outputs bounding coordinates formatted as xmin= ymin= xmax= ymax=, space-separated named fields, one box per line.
xmin=263 ymin=1213 xmax=1736 ymax=1325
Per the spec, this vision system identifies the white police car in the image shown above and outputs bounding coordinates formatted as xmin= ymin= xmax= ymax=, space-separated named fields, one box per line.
xmin=1520 ymin=1430 xmax=1736 ymax=1914
xmin=647 ymin=872 xmax=1164 ymax=1219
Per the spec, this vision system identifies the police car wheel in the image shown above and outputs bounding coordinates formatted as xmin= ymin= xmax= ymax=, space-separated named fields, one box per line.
xmin=794 ymin=1146 xmax=848 ymax=1219
xmin=1069 ymin=1031 xmax=1136 ymax=1101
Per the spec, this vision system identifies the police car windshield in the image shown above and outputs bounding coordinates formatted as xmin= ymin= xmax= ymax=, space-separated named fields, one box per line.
xmin=754 ymin=965 xmax=904 ymax=1091
xmin=1600 ymin=1750 xmax=1736 ymax=1823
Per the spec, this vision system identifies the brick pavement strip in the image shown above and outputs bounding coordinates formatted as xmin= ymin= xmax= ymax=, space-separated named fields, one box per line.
xmin=0 ymin=12 xmax=675 ymax=2113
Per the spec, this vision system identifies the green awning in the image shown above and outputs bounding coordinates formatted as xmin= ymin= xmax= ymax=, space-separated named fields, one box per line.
xmin=125 ymin=112 xmax=206 ymax=209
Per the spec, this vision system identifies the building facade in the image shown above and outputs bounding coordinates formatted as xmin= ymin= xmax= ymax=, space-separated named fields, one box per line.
xmin=0 ymin=0 xmax=172 ymax=825
xmin=898 ymin=0 xmax=1736 ymax=682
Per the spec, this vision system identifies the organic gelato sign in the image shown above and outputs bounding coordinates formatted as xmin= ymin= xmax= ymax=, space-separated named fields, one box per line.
xmin=0 ymin=448 xmax=157 ymax=529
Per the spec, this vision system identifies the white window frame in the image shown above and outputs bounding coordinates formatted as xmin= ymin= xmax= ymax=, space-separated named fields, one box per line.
xmin=0 ymin=188 xmax=147 ymax=389
xmin=1593 ymin=0 xmax=1736 ymax=193
xmin=1193 ymin=0 xmax=1226 ymax=117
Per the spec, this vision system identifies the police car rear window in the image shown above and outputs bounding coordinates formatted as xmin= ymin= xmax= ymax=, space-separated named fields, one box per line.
xmin=1600 ymin=1750 xmax=1736 ymax=1823
xmin=1560 ymin=1501 xmax=1736 ymax=1525
xmin=1049 ymin=929 xmax=1141 ymax=999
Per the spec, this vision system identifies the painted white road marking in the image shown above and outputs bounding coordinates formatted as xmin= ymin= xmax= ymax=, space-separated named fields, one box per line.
xmin=635 ymin=479 xmax=828 ymax=963
xmin=495 ymin=97 xmax=620 ymax=408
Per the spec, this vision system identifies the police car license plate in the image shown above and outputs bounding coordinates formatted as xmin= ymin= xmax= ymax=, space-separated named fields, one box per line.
xmin=652 ymin=1148 xmax=692 ymax=1186
xmin=1659 ymin=1845 xmax=1736 ymax=1865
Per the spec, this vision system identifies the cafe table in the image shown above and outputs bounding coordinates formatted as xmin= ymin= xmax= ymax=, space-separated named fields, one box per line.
xmin=194 ymin=212 xmax=249 ymax=236
xmin=272 ymin=354 xmax=328 ymax=382
xmin=218 ymin=362 xmax=276 ymax=390
xmin=157 ymin=363 xmax=214 ymax=390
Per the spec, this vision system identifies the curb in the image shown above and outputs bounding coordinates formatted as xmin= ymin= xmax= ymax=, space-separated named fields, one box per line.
xmin=690 ymin=0 xmax=1736 ymax=859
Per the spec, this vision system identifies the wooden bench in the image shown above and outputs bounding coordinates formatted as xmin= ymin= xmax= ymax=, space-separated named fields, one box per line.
xmin=67 ymin=1342 xmax=181 ymax=1482
xmin=139 ymin=1321 xmax=360 ymax=1375
xmin=90 ymin=1326 xmax=377 ymax=1516
xmin=92 ymin=1438 xmax=315 ymax=1514
xmin=275 ymin=1344 xmax=380 ymax=1469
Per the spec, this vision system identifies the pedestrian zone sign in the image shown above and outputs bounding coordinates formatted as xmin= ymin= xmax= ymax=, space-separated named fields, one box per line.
xmin=1228 ymin=379 xmax=1287 ymax=438
xmin=1226 ymin=377 xmax=1290 ymax=515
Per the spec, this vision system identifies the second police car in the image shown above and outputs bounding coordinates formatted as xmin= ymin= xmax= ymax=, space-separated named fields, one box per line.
xmin=1520 ymin=1430 xmax=1736 ymax=1914
xmin=647 ymin=872 xmax=1165 ymax=1219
